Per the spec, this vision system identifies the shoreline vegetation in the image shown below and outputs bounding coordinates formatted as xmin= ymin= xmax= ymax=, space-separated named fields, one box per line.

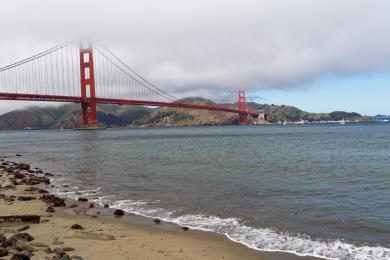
xmin=0 ymin=156 xmax=321 ymax=260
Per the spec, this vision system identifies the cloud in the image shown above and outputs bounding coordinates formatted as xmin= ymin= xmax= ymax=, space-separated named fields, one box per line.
xmin=1 ymin=0 xmax=390 ymax=112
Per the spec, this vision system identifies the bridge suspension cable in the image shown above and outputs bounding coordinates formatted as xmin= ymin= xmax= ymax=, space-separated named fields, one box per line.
xmin=0 ymin=41 xmax=258 ymax=126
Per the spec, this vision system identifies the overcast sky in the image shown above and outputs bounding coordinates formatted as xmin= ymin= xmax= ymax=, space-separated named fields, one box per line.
xmin=1 ymin=0 xmax=390 ymax=115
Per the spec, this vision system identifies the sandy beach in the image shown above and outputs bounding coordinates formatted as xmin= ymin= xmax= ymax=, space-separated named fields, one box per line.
xmin=0 ymin=158 xmax=319 ymax=260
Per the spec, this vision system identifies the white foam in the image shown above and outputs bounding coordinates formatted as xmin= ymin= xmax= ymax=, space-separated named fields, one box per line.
xmin=49 ymin=179 xmax=390 ymax=260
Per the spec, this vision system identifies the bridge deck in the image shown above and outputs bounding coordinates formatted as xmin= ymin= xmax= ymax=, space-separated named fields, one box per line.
xmin=0 ymin=92 xmax=259 ymax=117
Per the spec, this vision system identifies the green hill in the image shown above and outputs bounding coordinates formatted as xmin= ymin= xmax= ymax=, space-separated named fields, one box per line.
xmin=0 ymin=98 xmax=363 ymax=130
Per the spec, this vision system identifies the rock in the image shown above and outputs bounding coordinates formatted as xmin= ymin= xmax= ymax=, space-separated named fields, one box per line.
xmin=4 ymin=233 xmax=34 ymax=247
xmin=0 ymin=177 xmax=15 ymax=189
xmin=0 ymin=246 xmax=8 ymax=257
xmin=15 ymin=240 xmax=34 ymax=252
xmin=62 ymin=247 xmax=75 ymax=252
xmin=103 ymin=204 xmax=109 ymax=208
xmin=70 ymin=256 xmax=83 ymax=260
xmin=10 ymin=253 xmax=30 ymax=260
xmin=53 ymin=247 xmax=65 ymax=256
xmin=113 ymin=209 xmax=125 ymax=216
xmin=44 ymin=172 xmax=54 ymax=177
xmin=88 ymin=203 xmax=94 ymax=208
xmin=17 ymin=196 xmax=35 ymax=201
xmin=182 ymin=227 xmax=190 ymax=231
xmin=40 ymin=195 xmax=65 ymax=207
xmin=0 ymin=233 xmax=6 ymax=243
xmin=27 ymin=176 xmax=50 ymax=184
xmin=77 ymin=198 xmax=88 ymax=202
xmin=46 ymin=207 xmax=55 ymax=213
xmin=16 ymin=154 xmax=23 ymax=157
xmin=17 ymin=225 xmax=30 ymax=232
xmin=44 ymin=247 xmax=53 ymax=254
xmin=13 ymin=172 xmax=26 ymax=179
xmin=30 ymin=242 xmax=49 ymax=247
xmin=17 ymin=163 xmax=30 ymax=170
xmin=0 ymin=215 xmax=40 ymax=224
xmin=67 ymin=204 xmax=78 ymax=209
xmin=24 ymin=187 xmax=48 ymax=193
xmin=71 ymin=231 xmax=114 ymax=241
xmin=70 ymin=224 xmax=83 ymax=230
xmin=53 ymin=255 xmax=70 ymax=260
xmin=153 ymin=219 xmax=161 ymax=224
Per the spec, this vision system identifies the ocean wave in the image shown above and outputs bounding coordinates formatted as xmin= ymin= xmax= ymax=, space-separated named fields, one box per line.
xmin=49 ymin=179 xmax=390 ymax=260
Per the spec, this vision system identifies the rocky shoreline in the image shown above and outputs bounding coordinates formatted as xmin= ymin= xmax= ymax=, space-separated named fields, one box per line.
xmin=1 ymin=158 xmax=85 ymax=259
xmin=0 ymin=156 xmax=275 ymax=260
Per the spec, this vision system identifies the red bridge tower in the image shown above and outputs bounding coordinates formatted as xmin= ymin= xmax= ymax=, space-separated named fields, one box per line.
xmin=238 ymin=90 xmax=247 ymax=125
xmin=79 ymin=43 xmax=97 ymax=128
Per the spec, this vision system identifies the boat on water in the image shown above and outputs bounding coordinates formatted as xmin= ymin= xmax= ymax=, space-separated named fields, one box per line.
xmin=339 ymin=119 xmax=346 ymax=125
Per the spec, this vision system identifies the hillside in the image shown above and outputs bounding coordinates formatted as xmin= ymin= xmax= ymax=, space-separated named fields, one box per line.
xmin=0 ymin=98 xmax=363 ymax=130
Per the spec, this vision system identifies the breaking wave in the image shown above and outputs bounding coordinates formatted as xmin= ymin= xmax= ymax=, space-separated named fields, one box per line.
xmin=49 ymin=178 xmax=390 ymax=260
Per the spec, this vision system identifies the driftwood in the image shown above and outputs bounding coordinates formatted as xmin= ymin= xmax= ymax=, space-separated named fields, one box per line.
xmin=0 ymin=215 xmax=40 ymax=223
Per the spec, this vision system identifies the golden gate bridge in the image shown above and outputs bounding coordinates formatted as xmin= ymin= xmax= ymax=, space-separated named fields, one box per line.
xmin=0 ymin=42 xmax=260 ymax=127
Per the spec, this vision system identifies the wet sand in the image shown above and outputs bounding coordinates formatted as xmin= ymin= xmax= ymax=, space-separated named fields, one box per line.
xmin=0 ymin=159 xmax=320 ymax=260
